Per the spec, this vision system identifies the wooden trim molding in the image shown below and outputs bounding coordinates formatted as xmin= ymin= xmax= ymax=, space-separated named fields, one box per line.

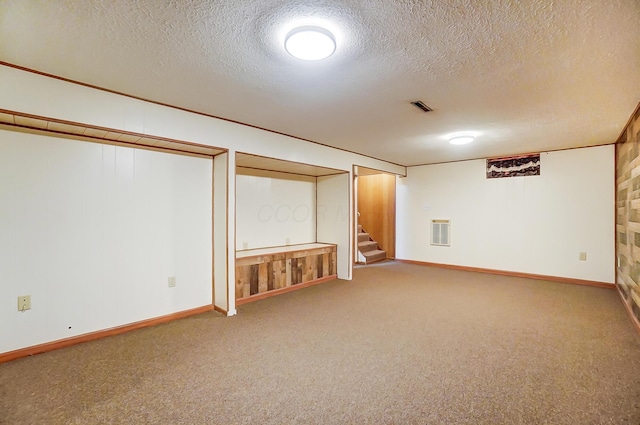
xmin=0 ymin=305 xmax=215 ymax=364
xmin=236 ymin=274 xmax=337 ymax=306
xmin=213 ymin=305 xmax=228 ymax=316
xmin=396 ymin=259 xmax=615 ymax=289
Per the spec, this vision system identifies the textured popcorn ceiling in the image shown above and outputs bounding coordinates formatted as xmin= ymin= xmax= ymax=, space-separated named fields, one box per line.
xmin=1 ymin=0 xmax=639 ymax=166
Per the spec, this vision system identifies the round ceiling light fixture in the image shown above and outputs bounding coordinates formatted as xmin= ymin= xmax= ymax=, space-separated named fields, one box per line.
xmin=449 ymin=136 xmax=475 ymax=145
xmin=285 ymin=26 xmax=336 ymax=61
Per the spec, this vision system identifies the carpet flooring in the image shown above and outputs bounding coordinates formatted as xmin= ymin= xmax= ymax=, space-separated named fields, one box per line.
xmin=2 ymin=261 xmax=640 ymax=424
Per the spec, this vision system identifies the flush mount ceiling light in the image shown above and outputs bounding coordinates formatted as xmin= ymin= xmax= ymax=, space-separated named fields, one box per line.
xmin=449 ymin=136 xmax=475 ymax=145
xmin=285 ymin=26 xmax=336 ymax=61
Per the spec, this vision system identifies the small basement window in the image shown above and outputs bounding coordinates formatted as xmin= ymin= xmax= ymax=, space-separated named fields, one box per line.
xmin=431 ymin=219 xmax=450 ymax=246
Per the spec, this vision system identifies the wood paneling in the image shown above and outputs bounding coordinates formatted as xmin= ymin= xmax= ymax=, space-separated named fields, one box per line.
xmin=235 ymin=245 xmax=337 ymax=302
xmin=616 ymin=102 xmax=640 ymax=326
xmin=357 ymin=173 xmax=396 ymax=258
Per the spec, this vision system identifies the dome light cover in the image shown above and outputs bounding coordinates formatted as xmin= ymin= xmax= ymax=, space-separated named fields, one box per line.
xmin=285 ymin=26 xmax=336 ymax=61
xmin=449 ymin=136 xmax=475 ymax=145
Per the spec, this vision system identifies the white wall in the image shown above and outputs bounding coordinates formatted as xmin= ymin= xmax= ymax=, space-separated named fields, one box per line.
xmin=317 ymin=173 xmax=352 ymax=279
xmin=0 ymin=130 xmax=212 ymax=354
xmin=236 ymin=169 xmax=316 ymax=250
xmin=0 ymin=64 xmax=405 ymax=322
xmin=396 ymin=146 xmax=615 ymax=283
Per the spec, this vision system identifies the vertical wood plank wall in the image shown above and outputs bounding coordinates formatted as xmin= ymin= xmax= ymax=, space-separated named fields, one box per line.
xmin=616 ymin=103 xmax=640 ymax=324
xmin=357 ymin=173 xmax=396 ymax=258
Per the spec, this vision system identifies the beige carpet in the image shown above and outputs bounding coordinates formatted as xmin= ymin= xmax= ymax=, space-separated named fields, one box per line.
xmin=2 ymin=261 xmax=640 ymax=424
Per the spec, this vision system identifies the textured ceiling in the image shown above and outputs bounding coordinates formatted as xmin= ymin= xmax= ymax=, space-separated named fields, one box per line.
xmin=1 ymin=0 xmax=639 ymax=166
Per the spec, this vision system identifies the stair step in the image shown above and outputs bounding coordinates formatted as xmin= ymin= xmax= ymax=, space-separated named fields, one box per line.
xmin=358 ymin=232 xmax=370 ymax=242
xmin=358 ymin=240 xmax=378 ymax=252
xmin=363 ymin=249 xmax=386 ymax=264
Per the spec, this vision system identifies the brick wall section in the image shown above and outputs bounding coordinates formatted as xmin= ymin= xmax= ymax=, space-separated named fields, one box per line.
xmin=616 ymin=103 xmax=640 ymax=323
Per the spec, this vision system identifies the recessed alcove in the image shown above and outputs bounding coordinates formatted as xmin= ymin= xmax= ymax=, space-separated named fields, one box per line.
xmin=235 ymin=152 xmax=350 ymax=304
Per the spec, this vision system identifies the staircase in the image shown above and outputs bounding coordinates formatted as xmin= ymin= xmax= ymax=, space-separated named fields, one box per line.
xmin=357 ymin=225 xmax=387 ymax=264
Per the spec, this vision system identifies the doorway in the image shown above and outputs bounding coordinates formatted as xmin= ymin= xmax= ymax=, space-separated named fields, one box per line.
xmin=353 ymin=166 xmax=396 ymax=264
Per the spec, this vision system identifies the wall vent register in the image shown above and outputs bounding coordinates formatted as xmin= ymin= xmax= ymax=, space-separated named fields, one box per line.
xmin=431 ymin=219 xmax=450 ymax=246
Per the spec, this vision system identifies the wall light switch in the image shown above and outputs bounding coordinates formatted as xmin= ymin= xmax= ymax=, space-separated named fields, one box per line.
xmin=168 ymin=276 xmax=176 ymax=287
xmin=18 ymin=295 xmax=31 ymax=311
xmin=579 ymin=252 xmax=587 ymax=261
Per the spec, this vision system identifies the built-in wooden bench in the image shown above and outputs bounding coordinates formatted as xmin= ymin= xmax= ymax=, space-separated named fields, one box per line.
xmin=235 ymin=243 xmax=337 ymax=305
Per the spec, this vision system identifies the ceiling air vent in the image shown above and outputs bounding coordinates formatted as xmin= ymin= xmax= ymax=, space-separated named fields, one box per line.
xmin=411 ymin=100 xmax=433 ymax=112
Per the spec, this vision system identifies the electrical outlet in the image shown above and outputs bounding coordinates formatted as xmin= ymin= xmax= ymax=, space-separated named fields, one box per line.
xmin=242 ymin=242 xmax=248 ymax=250
xmin=168 ymin=276 xmax=176 ymax=287
xmin=286 ymin=238 xmax=290 ymax=245
xmin=579 ymin=252 xmax=587 ymax=261
xmin=18 ymin=295 xmax=31 ymax=312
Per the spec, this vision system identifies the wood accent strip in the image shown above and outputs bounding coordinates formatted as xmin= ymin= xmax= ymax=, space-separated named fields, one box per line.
xmin=236 ymin=275 xmax=337 ymax=306
xmin=616 ymin=285 xmax=640 ymax=335
xmin=396 ymin=259 xmax=616 ymax=289
xmin=0 ymin=61 xmax=406 ymax=168
xmin=0 ymin=305 xmax=215 ymax=364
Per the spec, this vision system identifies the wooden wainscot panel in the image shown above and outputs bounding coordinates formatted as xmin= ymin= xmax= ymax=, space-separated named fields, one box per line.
xmin=258 ymin=262 xmax=269 ymax=293
xmin=235 ymin=244 xmax=337 ymax=304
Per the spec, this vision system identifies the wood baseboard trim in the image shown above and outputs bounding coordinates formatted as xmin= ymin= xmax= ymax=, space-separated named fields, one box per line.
xmin=236 ymin=275 xmax=337 ymax=306
xmin=396 ymin=259 xmax=615 ymax=289
xmin=213 ymin=305 xmax=228 ymax=316
xmin=616 ymin=285 xmax=640 ymax=335
xmin=0 ymin=305 xmax=215 ymax=364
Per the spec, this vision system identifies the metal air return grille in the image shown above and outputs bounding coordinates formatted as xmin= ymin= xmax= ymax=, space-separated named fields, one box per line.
xmin=431 ymin=219 xmax=450 ymax=246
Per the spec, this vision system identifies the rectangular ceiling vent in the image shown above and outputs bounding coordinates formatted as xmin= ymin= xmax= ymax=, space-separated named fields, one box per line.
xmin=411 ymin=100 xmax=433 ymax=112
xmin=431 ymin=219 xmax=450 ymax=246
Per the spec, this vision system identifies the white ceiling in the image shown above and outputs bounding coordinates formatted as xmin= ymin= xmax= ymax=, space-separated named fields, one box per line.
xmin=1 ymin=0 xmax=639 ymax=166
